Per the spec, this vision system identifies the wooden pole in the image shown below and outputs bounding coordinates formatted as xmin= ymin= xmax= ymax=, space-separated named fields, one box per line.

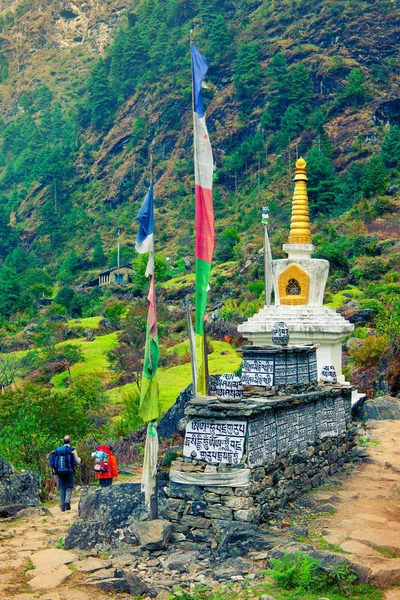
xmin=203 ymin=320 xmax=210 ymax=395
xmin=186 ymin=295 xmax=197 ymax=398
xmin=150 ymin=474 xmax=158 ymax=520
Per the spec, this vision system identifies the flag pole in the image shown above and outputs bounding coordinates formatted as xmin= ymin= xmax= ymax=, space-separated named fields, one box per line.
xmin=186 ymin=294 xmax=198 ymax=399
xmin=149 ymin=160 xmax=157 ymax=520
xmin=263 ymin=206 xmax=273 ymax=308
xmin=203 ymin=319 xmax=210 ymax=395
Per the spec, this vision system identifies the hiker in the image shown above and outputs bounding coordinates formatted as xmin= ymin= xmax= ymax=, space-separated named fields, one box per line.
xmin=93 ymin=444 xmax=118 ymax=488
xmin=49 ymin=436 xmax=81 ymax=511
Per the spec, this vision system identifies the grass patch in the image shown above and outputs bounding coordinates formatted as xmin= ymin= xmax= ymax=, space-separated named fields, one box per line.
xmin=326 ymin=286 xmax=363 ymax=309
xmin=108 ymin=340 xmax=241 ymax=411
xmin=51 ymin=332 xmax=118 ymax=387
xmin=24 ymin=560 xmax=35 ymax=573
xmin=370 ymin=545 xmax=400 ymax=558
xmin=358 ymin=436 xmax=380 ymax=448
xmin=162 ymin=273 xmax=195 ymax=290
xmin=168 ymin=573 xmax=384 ymax=600
xmin=68 ymin=316 xmax=102 ymax=329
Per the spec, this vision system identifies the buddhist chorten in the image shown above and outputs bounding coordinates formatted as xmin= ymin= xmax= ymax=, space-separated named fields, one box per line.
xmin=238 ymin=157 xmax=354 ymax=384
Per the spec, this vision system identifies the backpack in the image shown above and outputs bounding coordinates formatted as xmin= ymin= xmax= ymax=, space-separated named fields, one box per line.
xmin=49 ymin=446 xmax=76 ymax=475
xmin=93 ymin=449 xmax=110 ymax=474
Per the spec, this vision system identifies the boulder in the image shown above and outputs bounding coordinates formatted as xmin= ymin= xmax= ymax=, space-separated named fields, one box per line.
xmin=129 ymin=519 xmax=171 ymax=550
xmin=0 ymin=466 xmax=41 ymax=517
xmin=85 ymin=569 xmax=150 ymax=596
xmin=268 ymin=542 xmax=352 ymax=572
xmin=23 ymin=323 xmax=38 ymax=335
xmin=65 ymin=482 xmax=167 ymax=553
xmin=347 ymin=309 xmax=372 ymax=324
xmin=218 ymin=523 xmax=292 ymax=559
xmin=0 ymin=456 xmax=14 ymax=477
xmin=357 ymin=396 xmax=400 ymax=421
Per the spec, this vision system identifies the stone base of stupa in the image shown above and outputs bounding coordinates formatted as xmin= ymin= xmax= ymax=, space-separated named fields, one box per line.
xmin=238 ymin=304 xmax=354 ymax=384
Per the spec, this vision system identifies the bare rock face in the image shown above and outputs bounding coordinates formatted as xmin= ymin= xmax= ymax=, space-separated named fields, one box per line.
xmin=0 ymin=456 xmax=41 ymax=518
xmin=52 ymin=0 xmax=120 ymax=54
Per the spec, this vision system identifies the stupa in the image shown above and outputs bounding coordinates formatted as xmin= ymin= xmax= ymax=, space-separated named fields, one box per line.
xmin=238 ymin=157 xmax=354 ymax=384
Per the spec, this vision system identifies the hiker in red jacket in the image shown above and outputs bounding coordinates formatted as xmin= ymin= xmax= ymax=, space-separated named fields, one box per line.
xmin=94 ymin=445 xmax=119 ymax=488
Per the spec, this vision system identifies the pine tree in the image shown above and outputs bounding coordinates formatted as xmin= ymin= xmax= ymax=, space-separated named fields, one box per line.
xmin=382 ymin=125 xmax=400 ymax=169
xmin=306 ymin=147 xmax=337 ymax=215
xmin=280 ymin=105 xmax=304 ymax=140
xmin=361 ymin=154 xmax=387 ymax=198
xmin=0 ymin=204 xmax=17 ymax=260
xmin=92 ymin=237 xmax=106 ymax=266
xmin=340 ymin=68 xmax=367 ymax=107
xmin=209 ymin=14 xmax=232 ymax=62
xmin=233 ymin=42 xmax=262 ymax=102
xmin=88 ymin=60 xmax=116 ymax=131
xmin=288 ymin=63 xmax=313 ymax=113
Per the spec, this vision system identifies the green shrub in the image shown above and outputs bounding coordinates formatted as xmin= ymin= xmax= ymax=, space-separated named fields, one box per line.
xmin=267 ymin=551 xmax=358 ymax=594
xmin=162 ymin=451 xmax=178 ymax=467
xmin=268 ymin=552 xmax=320 ymax=590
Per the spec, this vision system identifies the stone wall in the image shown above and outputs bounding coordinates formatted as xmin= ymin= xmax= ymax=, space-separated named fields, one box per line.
xmin=162 ymin=386 xmax=357 ymax=545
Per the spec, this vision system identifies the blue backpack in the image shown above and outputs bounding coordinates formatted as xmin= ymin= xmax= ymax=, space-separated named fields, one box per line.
xmin=49 ymin=446 xmax=76 ymax=475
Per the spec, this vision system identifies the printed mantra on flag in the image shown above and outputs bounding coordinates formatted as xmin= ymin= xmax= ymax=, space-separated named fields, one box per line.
xmin=184 ymin=419 xmax=247 ymax=464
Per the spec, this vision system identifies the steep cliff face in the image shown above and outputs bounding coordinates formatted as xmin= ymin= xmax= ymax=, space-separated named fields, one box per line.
xmin=0 ymin=0 xmax=124 ymax=116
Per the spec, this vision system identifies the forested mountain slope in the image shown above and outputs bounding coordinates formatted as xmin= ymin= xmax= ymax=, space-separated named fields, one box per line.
xmin=0 ymin=0 xmax=398 ymax=274
xmin=0 ymin=0 xmax=398 ymax=397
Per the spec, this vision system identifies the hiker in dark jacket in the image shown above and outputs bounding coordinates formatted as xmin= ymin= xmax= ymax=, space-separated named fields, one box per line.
xmin=51 ymin=436 xmax=81 ymax=512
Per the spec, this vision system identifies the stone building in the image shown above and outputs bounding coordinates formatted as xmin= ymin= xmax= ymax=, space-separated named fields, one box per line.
xmin=98 ymin=265 xmax=133 ymax=286
xmin=238 ymin=157 xmax=353 ymax=383
xmin=81 ymin=264 xmax=134 ymax=288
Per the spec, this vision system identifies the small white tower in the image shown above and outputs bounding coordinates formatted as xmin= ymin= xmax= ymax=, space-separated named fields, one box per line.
xmin=238 ymin=158 xmax=354 ymax=383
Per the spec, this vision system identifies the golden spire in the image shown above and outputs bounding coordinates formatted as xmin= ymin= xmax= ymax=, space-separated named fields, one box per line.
xmin=288 ymin=157 xmax=312 ymax=245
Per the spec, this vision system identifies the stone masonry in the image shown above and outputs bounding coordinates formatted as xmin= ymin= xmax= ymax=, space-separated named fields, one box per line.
xmin=162 ymin=386 xmax=356 ymax=546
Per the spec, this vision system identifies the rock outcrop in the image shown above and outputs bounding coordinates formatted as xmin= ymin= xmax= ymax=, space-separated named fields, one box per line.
xmin=358 ymin=396 xmax=400 ymax=421
xmin=0 ymin=456 xmax=41 ymax=518
xmin=65 ymin=482 xmax=168 ymax=552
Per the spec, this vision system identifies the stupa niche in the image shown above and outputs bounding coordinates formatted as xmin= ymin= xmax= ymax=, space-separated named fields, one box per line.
xmin=238 ymin=157 xmax=354 ymax=384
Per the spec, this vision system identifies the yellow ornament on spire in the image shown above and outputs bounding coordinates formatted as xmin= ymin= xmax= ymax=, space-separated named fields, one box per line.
xmin=288 ymin=157 xmax=312 ymax=245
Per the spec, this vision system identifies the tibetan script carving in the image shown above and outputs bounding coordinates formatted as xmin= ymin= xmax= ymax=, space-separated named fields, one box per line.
xmin=242 ymin=357 xmax=274 ymax=386
xmin=248 ymin=413 xmax=277 ymax=468
xmin=184 ymin=419 xmax=247 ymax=464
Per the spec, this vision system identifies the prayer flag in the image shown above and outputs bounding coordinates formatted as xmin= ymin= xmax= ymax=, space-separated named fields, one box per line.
xmin=192 ymin=44 xmax=214 ymax=396
xmin=139 ymin=273 xmax=160 ymax=422
xmin=136 ymin=181 xmax=155 ymax=277
xmin=136 ymin=181 xmax=160 ymax=508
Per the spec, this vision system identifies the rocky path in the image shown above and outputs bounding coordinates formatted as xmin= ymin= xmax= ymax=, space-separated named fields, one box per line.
xmin=0 ymin=498 xmax=120 ymax=600
xmin=314 ymin=419 xmax=400 ymax=599
xmin=1 ymin=420 xmax=400 ymax=599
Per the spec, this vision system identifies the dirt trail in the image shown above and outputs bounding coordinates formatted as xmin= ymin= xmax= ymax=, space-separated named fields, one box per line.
xmin=1 ymin=425 xmax=400 ymax=599
xmin=0 ymin=476 xmax=142 ymax=600
xmin=314 ymin=419 xmax=400 ymax=599
xmin=0 ymin=498 xmax=117 ymax=600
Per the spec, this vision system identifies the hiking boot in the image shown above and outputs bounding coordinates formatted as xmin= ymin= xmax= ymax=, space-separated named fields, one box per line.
xmin=65 ymin=501 xmax=71 ymax=511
